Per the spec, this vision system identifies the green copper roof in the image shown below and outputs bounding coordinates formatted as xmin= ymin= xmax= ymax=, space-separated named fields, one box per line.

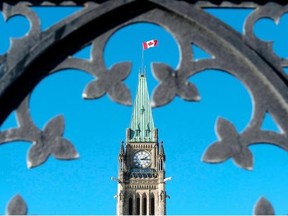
xmin=129 ymin=73 xmax=155 ymax=142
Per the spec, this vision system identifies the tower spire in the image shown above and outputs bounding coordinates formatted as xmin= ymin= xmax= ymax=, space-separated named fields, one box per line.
xmin=116 ymin=71 xmax=167 ymax=216
xmin=129 ymin=74 xmax=155 ymax=141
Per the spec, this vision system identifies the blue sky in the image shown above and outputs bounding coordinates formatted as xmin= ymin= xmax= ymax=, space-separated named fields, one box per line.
xmin=0 ymin=6 xmax=288 ymax=215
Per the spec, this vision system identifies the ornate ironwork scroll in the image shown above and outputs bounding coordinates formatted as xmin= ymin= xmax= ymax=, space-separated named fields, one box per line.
xmin=0 ymin=0 xmax=287 ymax=214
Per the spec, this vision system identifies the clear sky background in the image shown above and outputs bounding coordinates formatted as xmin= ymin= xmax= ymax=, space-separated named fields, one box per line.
xmin=0 ymin=5 xmax=288 ymax=215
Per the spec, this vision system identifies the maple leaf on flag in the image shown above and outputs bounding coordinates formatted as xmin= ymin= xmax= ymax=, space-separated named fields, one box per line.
xmin=143 ymin=39 xmax=158 ymax=50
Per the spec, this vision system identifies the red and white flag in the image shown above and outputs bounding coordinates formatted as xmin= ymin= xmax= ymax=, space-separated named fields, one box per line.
xmin=142 ymin=39 xmax=158 ymax=50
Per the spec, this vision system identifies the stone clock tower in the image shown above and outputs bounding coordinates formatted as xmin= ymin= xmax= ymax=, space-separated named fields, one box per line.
xmin=115 ymin=73 xmax=167 ymax=215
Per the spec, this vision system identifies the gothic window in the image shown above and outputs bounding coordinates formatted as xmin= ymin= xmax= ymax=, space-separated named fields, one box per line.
xmin=128 ymin=197 xmax=133 ymax=215
xmin=150 ymin=194 xmax=155 ymax=215
xmin=143 ymin=193 xmax=147 ymax=215
xmin=136 ymin=193 xmax=140 ymax=215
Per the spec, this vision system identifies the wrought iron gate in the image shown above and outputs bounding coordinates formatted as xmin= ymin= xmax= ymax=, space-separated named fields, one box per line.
xmin=0 ymin=0 xmax=287 ymax=214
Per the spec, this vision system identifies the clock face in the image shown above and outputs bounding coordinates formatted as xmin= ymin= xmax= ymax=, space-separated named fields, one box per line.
xmin=133 ymin=151 xmax=151 ymax=168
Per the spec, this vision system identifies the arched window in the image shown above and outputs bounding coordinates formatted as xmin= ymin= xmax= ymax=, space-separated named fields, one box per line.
xmin=143 ymin=193 xmax=147 ymax=215
xmin=128 ymin=197 xmax=133 ymax=215
xmin=150 ymin=193 xmax=155 ymax=215
xmin=136 ymin=193 xmax=140 ymax=215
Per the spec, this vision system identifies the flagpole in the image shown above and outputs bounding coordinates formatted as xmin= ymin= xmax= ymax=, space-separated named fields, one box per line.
xmin=141 ymin=39 xmax=158 ymax=74
xmin=141 ymin=46 xmax=144 ymax=74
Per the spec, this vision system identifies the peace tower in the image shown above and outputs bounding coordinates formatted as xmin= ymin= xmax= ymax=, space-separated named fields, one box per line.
xmin=115 ymin=73 xmax=167 ymax=215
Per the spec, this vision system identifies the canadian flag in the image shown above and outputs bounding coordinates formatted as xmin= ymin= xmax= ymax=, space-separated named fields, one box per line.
xmin=143 ymin=39 xmax=158 ymax=50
